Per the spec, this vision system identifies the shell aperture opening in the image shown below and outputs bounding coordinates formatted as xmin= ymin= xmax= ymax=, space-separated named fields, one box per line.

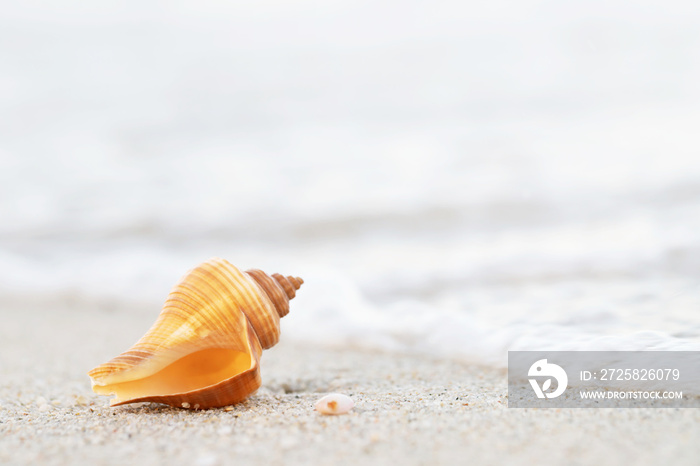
xmin=93 ymin=348 xmax=252 ymax=404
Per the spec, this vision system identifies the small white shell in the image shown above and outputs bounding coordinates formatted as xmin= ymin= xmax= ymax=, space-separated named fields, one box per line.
xmin=315 ymin=393 xmax=354 ymax=415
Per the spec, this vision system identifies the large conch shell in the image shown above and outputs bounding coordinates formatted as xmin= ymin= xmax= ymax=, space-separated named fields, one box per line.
xmin=88 ymin=258 xmax=303 ymax=409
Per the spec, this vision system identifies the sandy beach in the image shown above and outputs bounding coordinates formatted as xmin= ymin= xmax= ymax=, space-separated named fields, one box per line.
xmin=1 ymin=302 xmax=698 ymax=466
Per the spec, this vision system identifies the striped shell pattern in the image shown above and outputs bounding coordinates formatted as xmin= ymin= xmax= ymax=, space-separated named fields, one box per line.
xmin=88 ymin=258 xmax=302 ymax=409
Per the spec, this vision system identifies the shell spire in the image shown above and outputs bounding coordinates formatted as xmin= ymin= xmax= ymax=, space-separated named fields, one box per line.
xmin=246 ymin=270 xmax=303 ymax=320
xmin=87 ymin=258 xmax=303 ymax=409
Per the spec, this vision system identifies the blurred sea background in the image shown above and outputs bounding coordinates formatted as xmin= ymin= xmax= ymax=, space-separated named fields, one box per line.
xmin=2 ymin=1 xmax=700 ymax=366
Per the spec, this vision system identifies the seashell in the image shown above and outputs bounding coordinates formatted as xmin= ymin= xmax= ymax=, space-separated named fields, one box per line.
xmin=315 ymin=393 xmax=354 ymax=415
xmin=87 ymin=258 xmax=303 ymax=409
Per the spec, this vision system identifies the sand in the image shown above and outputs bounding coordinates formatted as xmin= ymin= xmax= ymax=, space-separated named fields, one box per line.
xmin=1 ymin=302 xmax=699 ymax=465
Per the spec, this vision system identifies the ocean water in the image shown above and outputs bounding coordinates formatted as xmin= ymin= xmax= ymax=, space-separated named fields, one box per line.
xmin=2 ymin=1 xmax=700 ymax=368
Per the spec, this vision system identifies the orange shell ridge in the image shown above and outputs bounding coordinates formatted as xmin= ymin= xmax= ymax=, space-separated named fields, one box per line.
xmin=87 ymin=258 xmax=303 ymax=409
